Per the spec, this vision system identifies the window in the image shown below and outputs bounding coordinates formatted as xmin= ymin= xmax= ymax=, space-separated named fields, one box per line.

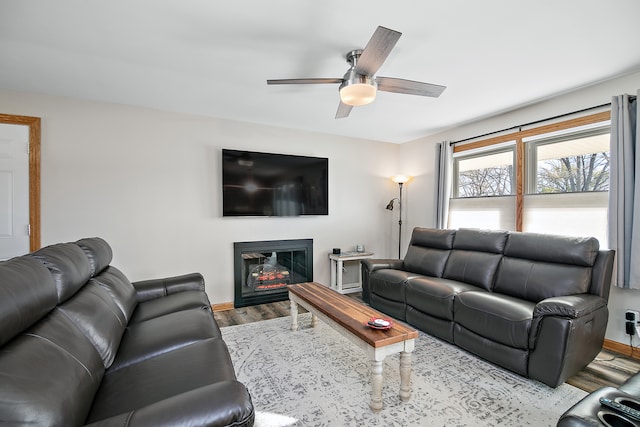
xmin=523 ymin=125 xmax=610 ymax=245
xmin=447 ymin=111 xmax=611 ymax=245
xmin=527 ymin=127 xmax=610 ymax=194
xmin=453 ymin=147 xmax=515 ymax=197
xmin=450 ymin=144 xmax=516 ymax=231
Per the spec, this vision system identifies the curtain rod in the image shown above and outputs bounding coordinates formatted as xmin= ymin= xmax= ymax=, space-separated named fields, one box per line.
xmin=450 ymin=102 xmax=612 ymax=146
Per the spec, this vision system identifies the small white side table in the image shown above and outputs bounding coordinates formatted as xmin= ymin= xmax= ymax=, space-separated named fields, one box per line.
xmin=329 ymin=251 xmax=374 ymax=294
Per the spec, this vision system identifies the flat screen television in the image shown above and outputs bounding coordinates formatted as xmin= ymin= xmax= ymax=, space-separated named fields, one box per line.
xmin=222 ymin=149 xmax=328 ymax=216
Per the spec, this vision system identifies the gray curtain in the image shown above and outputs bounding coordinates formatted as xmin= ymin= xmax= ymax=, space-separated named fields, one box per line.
xmin=609 ymin=91 xmax=640 ymax=289
xmin=434 ymin=141 xmax=453 ymax=229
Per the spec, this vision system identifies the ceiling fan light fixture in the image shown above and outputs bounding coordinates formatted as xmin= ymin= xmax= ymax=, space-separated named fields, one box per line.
xmin=339 ymin=73 xmax=377 ymax=106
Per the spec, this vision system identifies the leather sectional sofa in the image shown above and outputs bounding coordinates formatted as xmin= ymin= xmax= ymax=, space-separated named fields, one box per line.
xmin=0 ymin=237 xmax=254 ymax=426
xmin=362 ymin=227 xmax=615 ymax=388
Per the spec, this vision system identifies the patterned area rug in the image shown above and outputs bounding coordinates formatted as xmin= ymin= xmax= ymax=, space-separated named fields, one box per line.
xmin=221 ymin=314 xmax=586 ymax=426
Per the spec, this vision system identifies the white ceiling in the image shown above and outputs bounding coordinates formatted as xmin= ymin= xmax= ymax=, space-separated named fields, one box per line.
xmin=2 ymin=1 xmax=640 ymax=143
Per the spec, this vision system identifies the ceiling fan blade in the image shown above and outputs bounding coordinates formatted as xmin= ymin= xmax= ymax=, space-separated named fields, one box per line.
xmin=335 ymin=102 xmax=353 ymax=119
xmin=267 ymin=78 xmax=343 ymax=85
xmin=354 ymin=26 xmax=402 ymax=76
xmin=376 ymin=76 xmax=446 ymax=97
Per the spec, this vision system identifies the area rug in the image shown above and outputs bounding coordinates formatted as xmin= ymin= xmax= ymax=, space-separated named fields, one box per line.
xmin=221 ymin=314 xmax=586 ymax=426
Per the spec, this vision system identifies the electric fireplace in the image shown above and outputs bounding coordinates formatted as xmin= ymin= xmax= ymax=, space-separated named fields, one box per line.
xmin=234 ymin=239 xmax=313 ymax=307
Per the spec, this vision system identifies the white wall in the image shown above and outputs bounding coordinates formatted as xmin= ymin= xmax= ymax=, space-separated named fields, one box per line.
xmin=0 ymin=90 xmax=401 ymax=304
xmin=3 ymin=71 xmax=639 ymax=345
xmin=400 ymin=71 xmax=640 ymax=345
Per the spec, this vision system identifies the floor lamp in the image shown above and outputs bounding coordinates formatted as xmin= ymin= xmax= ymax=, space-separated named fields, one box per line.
xmin=386 ymin=175 xmax=412 ymax=258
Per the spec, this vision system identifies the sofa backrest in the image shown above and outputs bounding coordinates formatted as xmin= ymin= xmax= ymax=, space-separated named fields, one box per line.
xmin=78 ymin=237 xmax=138 ymax=323
xmin=90 ymin=266 xmax=138 ymax=323
xmin=590 ymin=250 xmax=615 ymax=300
xmin=493 ymin=231 xmax=600 ymax=302
xmin=57 ymin=281 xmax=128 ymax=368
xmin=0 ymin=237 xmax=137 ymax=426
xmin=403 ymin=227 xmax=456 ymax=277
xmin=0 ymin=256 xmax=57 ymax=347
xmin=443 ymin=228 xmax=508 ymax=291
xmin=0 ymin=310 xmax=107 ymax=426
xmin=0 ymin=253 xmax=107 ymax=426
xmin=76 ymin=237 xmax=113 ymax=276
xmin=29 ymin=242 xmax=92 ymax=303
xmin=401 ymin=227 xmax=611 ymax=303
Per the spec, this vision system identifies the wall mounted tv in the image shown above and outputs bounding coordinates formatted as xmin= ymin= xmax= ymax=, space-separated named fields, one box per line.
xmin=222 ymin=149 xmax=328 ymax=217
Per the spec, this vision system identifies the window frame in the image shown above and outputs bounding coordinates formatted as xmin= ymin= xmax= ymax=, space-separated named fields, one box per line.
xmin=525 ymin=125 xmax=611 ymax=195
xmin=452 ymin=144 xmax=517 ymax=198
xmin=451 ymin=110 xmax=611 ymax=231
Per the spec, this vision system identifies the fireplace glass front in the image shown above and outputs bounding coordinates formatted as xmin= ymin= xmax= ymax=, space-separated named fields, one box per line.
xmin=234 ymin=239 xmax=313 ymax=307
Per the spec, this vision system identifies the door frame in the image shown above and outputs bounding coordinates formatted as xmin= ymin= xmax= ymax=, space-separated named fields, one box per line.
xmin=0 ymin=114 xmax=41 ymax=251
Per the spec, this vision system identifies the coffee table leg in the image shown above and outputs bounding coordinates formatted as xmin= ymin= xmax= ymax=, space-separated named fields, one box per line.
xmin=310 ymin=313 xmax=318 ymax=327
xmin=399 ymin=351 xmax=412 ymax=401
xmin=290 ymin=298 xmax=298 ymax=331
xmin=370 ymin=359 xmax=384 ymax=412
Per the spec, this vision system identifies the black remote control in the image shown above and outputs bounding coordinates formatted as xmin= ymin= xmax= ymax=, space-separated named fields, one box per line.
xmin=599 ymin=397 xmax=640 ymax=422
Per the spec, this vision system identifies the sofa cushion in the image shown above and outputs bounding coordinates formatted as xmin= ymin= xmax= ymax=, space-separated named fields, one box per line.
xmin=454 ymin=291 xmax=535 ymax=349
xmin=405 ymin=276 xmax=485 ymax=320
xmin=29 ymin=242 xmax=92 ymax=303
xmin=495 ymin=232 xmax=598 ymax=301
xmin=130 ymin=290 xmax=213 ymax=323
xmin=504 ymin=231 xmax=599 ymax=267
xmin=132 ymin=273 xmax=206 ymax=302
xmin=88 ymin=338 xmax=237 ymax=423
xmin=0 ymin=311 xmax=104 ymax=427
xmin=369 ymin=269 xmax=414 ymax=303
xmin=453 ymin=228 xmax=509 ymax=253
xmin=443 ymin=250 xmax=503 ymax=291
xmin=91 ymin=266 xmax=138 ymax=323
xmin=58 ymin=282 xmax=127 ymax=368
xmin=409 ymin=227 xmax=457 ymax=249
xmin=403 ymin=227 xmax=455 ymax=277
xmin=494 ymin=257 xmax=593 ymax=302
xmin=454 ymin=323 xmax=529 ymax=376
xmin=76 ymin=237 xmax=113 ymax=276
xmin=442 ymin=229 xmax=508 ymax=290
xmin=110 ymin=308 xmax=222 ymax=371
xmin=0 ymin=256 xmax=57 ymax=346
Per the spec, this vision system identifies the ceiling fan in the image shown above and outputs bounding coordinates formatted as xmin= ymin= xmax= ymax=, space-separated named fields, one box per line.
xmin=267 ymin=26 xmax=446 ymax=119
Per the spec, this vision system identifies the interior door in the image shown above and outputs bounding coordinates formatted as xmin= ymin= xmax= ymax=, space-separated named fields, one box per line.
xmin=0 ymin=123 xmax=30 ymax=259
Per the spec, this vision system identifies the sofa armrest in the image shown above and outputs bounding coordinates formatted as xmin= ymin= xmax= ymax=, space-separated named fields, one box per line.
xmin=84 ymin=381 xmax=254 ymax=427
xmin=533 ymin=294 xmax=607 ymax=319
xmin=132 ymin=273 xmax=205 ymax=303
xmin=528 ymin=294 xmax=609 ymax=386
xmin=530 ymin=294 xmax=607 ymax=349
xmin=361 ymin=259 xmax=404 ymax=274
xmin=361 ymin=259 xmax=403 ymax=304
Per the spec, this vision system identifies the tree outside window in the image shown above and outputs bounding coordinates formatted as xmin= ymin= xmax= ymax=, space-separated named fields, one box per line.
xmin=454 ymin=149 xmax=515 ymax=198
xmin=532 ymin=131 xmax=610 ymax=194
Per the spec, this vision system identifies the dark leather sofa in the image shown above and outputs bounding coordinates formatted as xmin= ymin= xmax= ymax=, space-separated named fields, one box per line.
xmin=362 ymin=227 xmax=615 ymax=388
xmin=0 ymin=237 xmax=254 ymax=427
xmin=558 ymin=372 xmax=640 ymax=426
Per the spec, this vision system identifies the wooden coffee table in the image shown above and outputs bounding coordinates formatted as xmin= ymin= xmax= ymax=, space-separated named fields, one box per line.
xmin=288 ymin=282 xmax=418 ymax=412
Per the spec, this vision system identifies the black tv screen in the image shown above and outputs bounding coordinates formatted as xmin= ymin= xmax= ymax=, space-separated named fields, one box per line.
xmin=222 ymin=149 xmax=328 ymax=216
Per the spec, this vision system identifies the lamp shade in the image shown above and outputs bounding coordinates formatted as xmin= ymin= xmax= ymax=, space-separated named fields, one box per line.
xmin=391 ymin=175 xmax=412 ymax=184
xmin=340 ymin=83 xmax=376 ymax=106
xmin=385 ymin=200 xmax=395 ymax=210
xmin=339 ymin=72 xmax=377 ymax=106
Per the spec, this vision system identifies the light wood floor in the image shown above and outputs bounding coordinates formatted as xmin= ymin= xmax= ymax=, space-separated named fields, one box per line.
xmin=214 ymin=295 xmax=640 ymax=394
